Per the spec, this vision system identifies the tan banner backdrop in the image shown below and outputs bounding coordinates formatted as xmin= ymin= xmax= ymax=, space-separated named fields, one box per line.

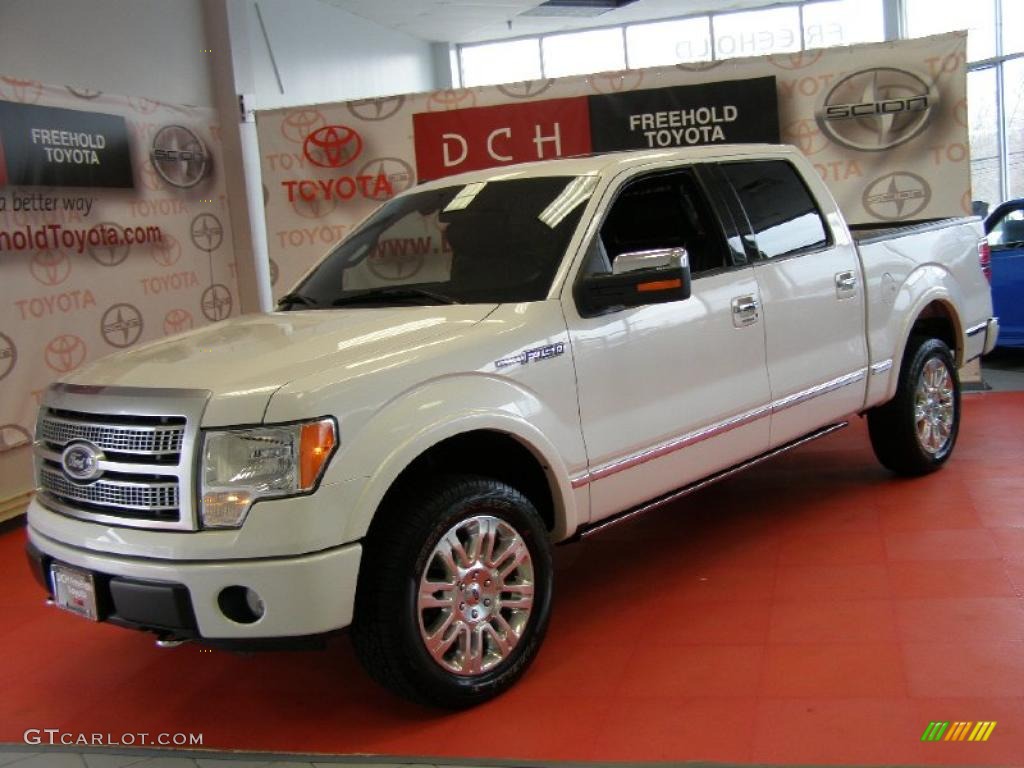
xmin=257 ymin=32 xmax=969 ymax=302
xmin=0 ymin=77 xmax=239 ymax=453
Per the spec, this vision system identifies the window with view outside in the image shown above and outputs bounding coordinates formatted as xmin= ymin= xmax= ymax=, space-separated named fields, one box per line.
xmin=282 ymin=177 xmax=594 ymax=308
xmin=906 ymin=0 xmax=996 ymax=61
xmin=800 ymin=0 xmax=884 ymax=49
xmin=1006 ymin=58 xmax=1024 ymax=198
xmin=711 ymin=6 xmax=802 ymax=60
xmin=460 ymin=38 xmax=542 ymax=87
xmin=542 ymin=28 xmax=625 ymax=78
xmin=968 ymin=67 xmax=1001 ymax=209
xmin=625 ymin=17 xmax=712 ymax=68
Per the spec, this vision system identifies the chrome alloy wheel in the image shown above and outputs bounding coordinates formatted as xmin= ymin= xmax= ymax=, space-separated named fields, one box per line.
xmin=914 ymin=357 xmax=955 ymax=454
xmin=417 ymin=515 xmax=535 ymax=676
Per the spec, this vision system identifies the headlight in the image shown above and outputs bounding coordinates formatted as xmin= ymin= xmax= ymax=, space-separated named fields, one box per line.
xmin=200 ymin=418 xmax=336 ymax=528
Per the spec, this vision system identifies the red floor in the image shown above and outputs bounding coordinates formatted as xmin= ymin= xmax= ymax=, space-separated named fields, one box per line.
xmin=2 ymin=392 xmax=1023 ymax=765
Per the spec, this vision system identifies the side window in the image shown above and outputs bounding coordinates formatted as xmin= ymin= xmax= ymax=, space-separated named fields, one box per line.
xmin=989 ymin=209 xmax=1024 ymax=248
xmin=582 ymin=169 xmax=732 ymax=278
xmin=721 ymin=160 xmax=830 ymax=260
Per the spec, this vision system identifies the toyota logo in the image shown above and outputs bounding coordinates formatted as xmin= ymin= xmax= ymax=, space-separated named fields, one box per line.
xmin=862 ymin=171 xmax=932 ymax=221
xmin=163 ymin=308 xmax=194 ymax=335
xmin=101 ymin=303 xmax=144 ymax=348
xmin=0 ymin=333 xmax=16 ymax=382
xmin=302 ymin=125 xmax=363 ymax=168
xmin=30 ymin=251 xmax=72 ymax=286
xmin=190 ymin=213 xmax=224 ymax=252
xmin=497 ymin=80 xmax=554 ymax=99
xmin=61 ymin=441 xmax=105 ymax=482
xmin=201 ymin=284 xmax=233 ymax=322
xmin=151 ymin=125 xmax=209 ymax=188
xmin=347 ymin=96 xmax=405 ymax=122
xmin=817 ymin=67 xmax=938 ymax=152
xmin=281 ymin=109 xmax=326 ymax=144
xmin=44 ymin=334 xmax=87 ymax=374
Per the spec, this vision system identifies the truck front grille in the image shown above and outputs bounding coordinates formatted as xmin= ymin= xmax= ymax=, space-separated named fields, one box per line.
xmin=33 ymin=387 xmax=208 ymax=531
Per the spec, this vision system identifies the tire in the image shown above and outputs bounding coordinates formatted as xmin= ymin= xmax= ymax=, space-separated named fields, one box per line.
xmin=351 ymin=474 xmax=553 ymax=708
xmin=867 ymin=336 xmax=961 ymax=476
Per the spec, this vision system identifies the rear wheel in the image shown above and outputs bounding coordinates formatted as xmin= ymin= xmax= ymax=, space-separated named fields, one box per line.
xmin=351 ymin=474 xmax=553 ymax=708
xmin=867 ymin=336 xmax=961 ymax=476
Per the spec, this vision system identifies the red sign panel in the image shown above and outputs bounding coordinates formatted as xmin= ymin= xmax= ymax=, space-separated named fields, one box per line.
xmin=413 ymin=97 xmax=591 ymax=182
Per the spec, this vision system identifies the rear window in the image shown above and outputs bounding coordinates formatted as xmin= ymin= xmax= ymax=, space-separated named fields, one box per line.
xmin=721 ymin=160 xmax=830 ymax=259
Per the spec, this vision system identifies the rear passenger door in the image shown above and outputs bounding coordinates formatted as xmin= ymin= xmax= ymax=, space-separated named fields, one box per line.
xmin=713 ymin=159 xmax=869 ymax=447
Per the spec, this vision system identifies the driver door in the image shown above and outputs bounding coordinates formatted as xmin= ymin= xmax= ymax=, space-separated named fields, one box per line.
xmin=563 ymin=166 xmax=772 ymax=523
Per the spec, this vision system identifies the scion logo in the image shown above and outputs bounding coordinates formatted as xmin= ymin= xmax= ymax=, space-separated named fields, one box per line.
xmin=358 ymin=157 xmax=414 ymax=201
xmin=66 ymin=85 xmax=102 ymax=100
xmin=88 ymin=222 xmax=131 ymax=266
xmin=281 ymin=109 xmax=326 ymax=144
xmin=862 ymin=171 xmax=932 ymax=221
xmin=150 ymin=234 xmax=182 ymax=267
xmin=201 ymin=283 xmax=233 ymax=321
xmin=269 ymin=258 xmax=279 ymax=286
xmin=347 ymin=96 xmax=406 ymax=122
xmin=0 ymin=76 xmax=42 ymax=104
xmin=61 ymin=441 xmax=105 ymax=482
xmin=0 ymin=424 xmax=32 ymax=451
xmin=497 ymin=80 xmax=554 ymax=99
xmin=44 ymin=334 xmax=87 ymax=373
xmin=817 ymin=67 xmax=938 ymax=152
xmin=101 ymin=303 xmax=144 ymax=348
xmin=769 ymin=50 xmax=823 ymax=70
xmin=30 ymin=251 xmax=72 ymax=287
xmin=302 ymin=125 xmax=363 ymax=168
xmin=0 ymin=333 xmax=16 ymax=382
xmin=150 ymin=125 xmax=209 ymax=188
xmin=588 ymin=71 xmax=644 ymax=94
xmin=190 ymin=213 xmax=223 ymax=252
xmin=163 ymin=308 xmax=194 ymax=335
xmin=783 ymin=119 xmax=828 ymax=155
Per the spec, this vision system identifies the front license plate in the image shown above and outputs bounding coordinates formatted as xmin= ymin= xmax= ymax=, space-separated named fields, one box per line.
xmin=50 ymin=563 xmax=98 ymax=621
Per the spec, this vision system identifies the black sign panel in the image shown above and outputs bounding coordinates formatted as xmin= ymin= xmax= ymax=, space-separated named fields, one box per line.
xmin=0 ymin=102 xmax=133 ymax=188
xmin=588 ymin=76 xmax=780 ymax=152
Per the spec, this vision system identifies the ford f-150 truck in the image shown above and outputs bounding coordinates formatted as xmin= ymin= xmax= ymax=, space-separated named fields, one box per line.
xmin=26 ymin=145 xmax=998 ymax=707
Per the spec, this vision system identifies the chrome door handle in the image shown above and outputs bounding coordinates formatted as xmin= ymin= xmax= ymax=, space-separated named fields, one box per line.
xmin=731 ymin=295 xmax=759 ymax=327
xmin=835 ymin=271 xmax=857 ymax=296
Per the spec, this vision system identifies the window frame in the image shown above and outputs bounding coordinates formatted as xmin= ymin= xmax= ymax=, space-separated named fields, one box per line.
xmin=712 ymin=159 xmax=835 ymax=264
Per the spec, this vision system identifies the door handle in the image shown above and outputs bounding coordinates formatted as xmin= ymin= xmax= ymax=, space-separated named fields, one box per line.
xmin=835 ymin=271 xmax=857 ymax=297
xmin=731 ymin=295 xmax=759 ymax=327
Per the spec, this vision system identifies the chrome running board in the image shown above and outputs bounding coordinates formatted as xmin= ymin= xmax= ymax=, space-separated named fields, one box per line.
xmin=578 ymin=422 xmax=848 ymax=539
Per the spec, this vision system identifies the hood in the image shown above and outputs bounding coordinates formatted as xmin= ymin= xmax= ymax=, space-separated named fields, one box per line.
xmin=63 ymin=305 xmax=496 ymax=425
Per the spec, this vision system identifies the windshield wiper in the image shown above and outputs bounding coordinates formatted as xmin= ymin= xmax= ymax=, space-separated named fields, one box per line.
xmin=331 ymin=287 xmax=460 ymax=306
xmin=277 ymin=292 xmax=321 ymax=309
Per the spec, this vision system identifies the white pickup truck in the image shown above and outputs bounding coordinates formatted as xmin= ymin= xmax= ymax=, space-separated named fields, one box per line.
xmin=26 ymin=145 xmax=997 ymax=707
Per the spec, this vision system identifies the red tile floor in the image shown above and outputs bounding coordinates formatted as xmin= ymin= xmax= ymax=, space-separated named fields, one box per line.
xmin=1 ymin=391 xmax=1022 ymax=765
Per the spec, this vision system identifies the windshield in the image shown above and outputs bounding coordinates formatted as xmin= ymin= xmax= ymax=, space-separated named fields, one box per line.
xmin=281 ymin=175 xmax=596 ymax=308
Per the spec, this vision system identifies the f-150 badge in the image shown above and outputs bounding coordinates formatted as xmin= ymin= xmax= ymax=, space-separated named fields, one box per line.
xmin=495 ymin=342 xmax=565 ymax=369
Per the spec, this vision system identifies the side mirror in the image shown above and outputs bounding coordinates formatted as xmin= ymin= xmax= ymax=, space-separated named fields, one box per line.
xmin=576 ymin=247 xmax=692 ymax=316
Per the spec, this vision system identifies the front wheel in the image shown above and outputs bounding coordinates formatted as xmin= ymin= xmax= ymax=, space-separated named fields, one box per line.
xmin=351 ymin=475 xmax=553 ymax=708
xmin=867 ymin=336 xmax=961 ymax=476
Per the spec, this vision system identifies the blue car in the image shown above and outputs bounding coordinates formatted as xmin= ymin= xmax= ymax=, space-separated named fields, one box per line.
xmin=985 ymin=200 xmax=1024 ymax=348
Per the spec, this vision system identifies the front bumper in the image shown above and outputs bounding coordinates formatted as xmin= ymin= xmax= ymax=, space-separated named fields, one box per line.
xmin=27 ymin=525 xmax=362 ymax=641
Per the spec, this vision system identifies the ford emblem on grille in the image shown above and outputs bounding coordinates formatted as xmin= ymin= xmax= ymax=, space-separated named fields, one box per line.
xmin=61 ymin=441 xmax=105 ymax=482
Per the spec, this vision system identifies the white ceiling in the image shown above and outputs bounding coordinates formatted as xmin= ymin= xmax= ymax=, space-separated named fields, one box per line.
xmin=321 ymin=0 xmax=783 ymax=44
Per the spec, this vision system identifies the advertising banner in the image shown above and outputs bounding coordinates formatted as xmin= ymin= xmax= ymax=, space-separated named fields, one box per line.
xmin=0 ymin=77 xmax=239 ymax=453
xmin=256 ymin=33 xmax=968 ymax=304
